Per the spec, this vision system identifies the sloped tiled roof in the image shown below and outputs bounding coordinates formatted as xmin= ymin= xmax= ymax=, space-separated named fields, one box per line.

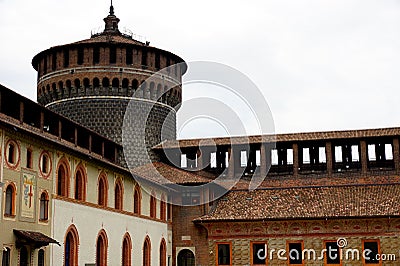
xmin=154 ymin=127 xmax=400 ymax=149
xmin=73 ymin=33 xmax=145 ymax=46
xmin=131 ymin=162 xmax=212 ymax=185
xmin=195 ymin=183 xmax=400 ymax=222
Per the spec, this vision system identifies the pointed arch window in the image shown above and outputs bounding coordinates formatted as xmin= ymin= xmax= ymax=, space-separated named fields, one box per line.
xmin=39 ymin=191 xmax=49 ymax=221
xmin=160 ymin=238 xmax=167 ymax=266
xmin=65 ymin=225 xmax=79 ymax=266
xmin=122 ymin=233 xmax=132 ymax=266
xmin=133 ymin=185 xmax=141 ymax=214
xmin=74 ymin=166 xmax=87 ymax=201
xmin=150 ymin=193 xmax=156 ymax=218
xmin=4 ymin=184 xmax=16 ymax=217
xmin=57 ymin=160 xmax=70 ymax=197
xmin=114 ymin=179 xmax=123 ymax=210
xmin=96 ymin=230 xmax=108 ymax=266
xmin=143 ymin=236 xmax=151 ymax=266
xmin=160 ymin=195 xmax=166 ymax=221
xmin=98 ymin=173 xmax=108 ymax=207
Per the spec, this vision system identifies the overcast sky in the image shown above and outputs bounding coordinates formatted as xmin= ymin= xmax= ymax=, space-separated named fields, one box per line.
xmin=0 ymin=0 xmax=399 ymax=139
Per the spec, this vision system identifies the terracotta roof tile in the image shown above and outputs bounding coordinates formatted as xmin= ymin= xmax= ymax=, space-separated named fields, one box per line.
xmin=131 ymin=162 xmax=212 ymax=185
xmin=195 ymin=183 xmax=400 ymax=222
xmin=73 ymin=33 xmax=145 ymax=46
xmin=13 ymin=230 xmax=60 ymax=246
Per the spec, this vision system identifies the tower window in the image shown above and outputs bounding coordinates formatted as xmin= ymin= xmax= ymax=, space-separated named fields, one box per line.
xmin=39 ymin=192 xmax=49 ymax=221
xmin=126 ymin=48 xmax=133 ymax=65
xmin=63 ymin=49 xmax=69 ymax=67
xmin=93 ymin=47 xmax=100 ymax=64
xmin=110 ymin=46 xmax=117 ymax=64
xmin=77 ymin=48 xmax=84 ymax=65
xmin=141 ymin=50 xmax=148 ymax=68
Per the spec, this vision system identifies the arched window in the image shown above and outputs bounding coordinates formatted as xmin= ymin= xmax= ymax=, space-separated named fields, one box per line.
xmin=96 ymin=230 xmax=108 ymax=266
xmin=83 ymin=78 xmax=90 ymax=89
xmin=7 ymin=140 xmax=17 ymax=165
xmin=160 ymin=238 xmax=167 ymax=266
xmin=112 ymin=78 xmax=120 ymax=88
xmin=38 ymin=249 xmax=45 ymax=266
xmin=74 ymin=165 xmax=86 ymax=201
xmin=57 ymin=159 xmax=70 ymax=197
xmin=122 ymin=78 xmax=129 ymax=89
xmin=143 ymin=236 xmax=151 ymax=266
xmin=160 ymin=195 xmax=166 ymax=221
xmin=177 ymin=249 xmax=195 ymax=266
xmin=65 ymin=225 xmax=79 ymax=266
xmin=122 ymin=233 xmax=132 ymax=266
xmin=93 ymin=78 xmax=100 ymax=88
xmin=66 ymin=80 xmax=72 ymax=95
xmin=98 ymin=173 xmax=108 ymax=207
xmin=133 ymin=185 xmax=141 ymax=214
xmin=150 ymin=193 xmax=156 ymax=219
xmin=114 ymin=179 xmax=123 ymax=210
xmin=39 ymin=191 xmax=49 ymax=221
xmin=74 ymin=79 xmax=80 ymax=89
xmin=52 ymin=83 xmax=57 ymax=100
xmin=132 ymin=79 xmax=139 ymax=91
xmin=4 ymin=184 xmax=15 ymax=217
xmin=20 ymin=246 xmax=29 ymax=266
xmin=149 ymin=82 xmax=155 ymax=100
xmin=58 ymin=81 xmax=64 ymax=96
xmin=40 ymin=151 xmax=51 ymax=176
xmin=102 ymin=77 xmax=110 ymax=88
xmin=2 ymin=247 xmax=11 ymax=266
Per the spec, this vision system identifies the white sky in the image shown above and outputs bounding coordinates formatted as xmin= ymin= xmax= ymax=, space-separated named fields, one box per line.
xmin=0 ymin=0 xmax=399 ymax=139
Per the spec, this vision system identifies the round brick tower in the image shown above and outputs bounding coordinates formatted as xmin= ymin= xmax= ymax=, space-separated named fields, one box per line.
xmin=32 ymin=4 xmax=186 ymax=166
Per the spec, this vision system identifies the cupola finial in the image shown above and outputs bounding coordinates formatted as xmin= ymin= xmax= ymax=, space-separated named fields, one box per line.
xmin=110 ymin=0 xmax=114 ymax=15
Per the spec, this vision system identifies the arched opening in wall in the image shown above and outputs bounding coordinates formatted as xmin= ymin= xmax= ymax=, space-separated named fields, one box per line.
xmin=83 ymin=78 xmax=90 ymax=89
xmin=4 ymin=183 xmax=16 ymax=217
xmin=162 ymin=86 xmax=168 ymax=103
xmin=122 ymin=78 xmax=129 ymax=89
xmin=149 ymin=82 xmax=155 ymax=100
xmin=66 ymin=80 xmax=72 ymax=96
xmin=2 ymin=247 xmax=11 ymax=266
xmin=160 ymin=195 xmax=166 ymax=221
xmin=157 ymin=84 xmax=162 ymax=101
xmin=39 ymin=191 xmax=49 ymax=221
xmin=139 ymin=81 xmax=147 ymax=98
xmin=58 ymin=81 xmax=64 ymax=97
xmin=74 ymin=165 xmax=86 ymax=201
xmin=150 ymin=192 xmax=156 ymax=218
xmin=102 ymin=77 xmax=110 ymax=88
xmin=65 ymin=225 xmax=79 ymax=266
xmin=177 ymin=249 xmax=195 ymax=266
xmin=132 ymin=79 xmax=139 ymax=91
xmin=112 ymin=78 xmax=120 ymax=88
xmin=114 ymin=179 xmax=123 ymax=210
xmin=52 ymin=83 xmax=58 ymax=100
xmin=133 ymin=185 xmax=141 ymax=214
xmin=38 ymin=249 xmax=45 ymax=266
xmin=122 ymin=233 xmax=132 ymax=266
xmin=96 ymin=230 xmax=108 ymax=266
xmin=98 ymin=173 xmax=108 ymax=207
xmin=46 ymin=84 xmax=51 ymax=100
xmin=74 ymin=79 xmax=81 ymax=89
xmin=159 ymin=238 xmax=167 ymax=266
xmin=20 ymin=246 xmax=29 ymax=266
xmin=143 ymin=236 xmax=151 ymax=266
xmin=93 ymin=78 xmax=100 ymax=88
xmin=57 ymin=160 xmax=70 ymax=197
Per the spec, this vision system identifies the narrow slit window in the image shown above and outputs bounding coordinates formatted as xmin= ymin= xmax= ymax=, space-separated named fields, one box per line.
xmin=335 ymin=146 xmax=343 ymax=163
xmin=181 ymin=154 xmax=187 ymax=168
xmin=302 ymin=148 xmax=310 ymax=164
xmin=240 ymin=151 xmax=247 ymax=167
xmin=8 ymin=143 xmax=15 ymax=164
xmin=319 ymin=147 xmax=326 ymax=163
xmin=351 ymin=145 xmax=360 ymax=162
xmin=368 ymin=144 xmax=376 ymax=161
xmin=385 ymin=144 xmax=393 ymax=160
xmin=271 ymin=149 xmax=278 ymax=165
xmin=210 ymin=152 xmax=217 ymax=168
xmin=26 ymin=149 xmax=33 ymax=169
xmin=110 ymin=47 xmax=117 ymax=64
xmin=287 ymin=149 xmax=294 ymax=165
